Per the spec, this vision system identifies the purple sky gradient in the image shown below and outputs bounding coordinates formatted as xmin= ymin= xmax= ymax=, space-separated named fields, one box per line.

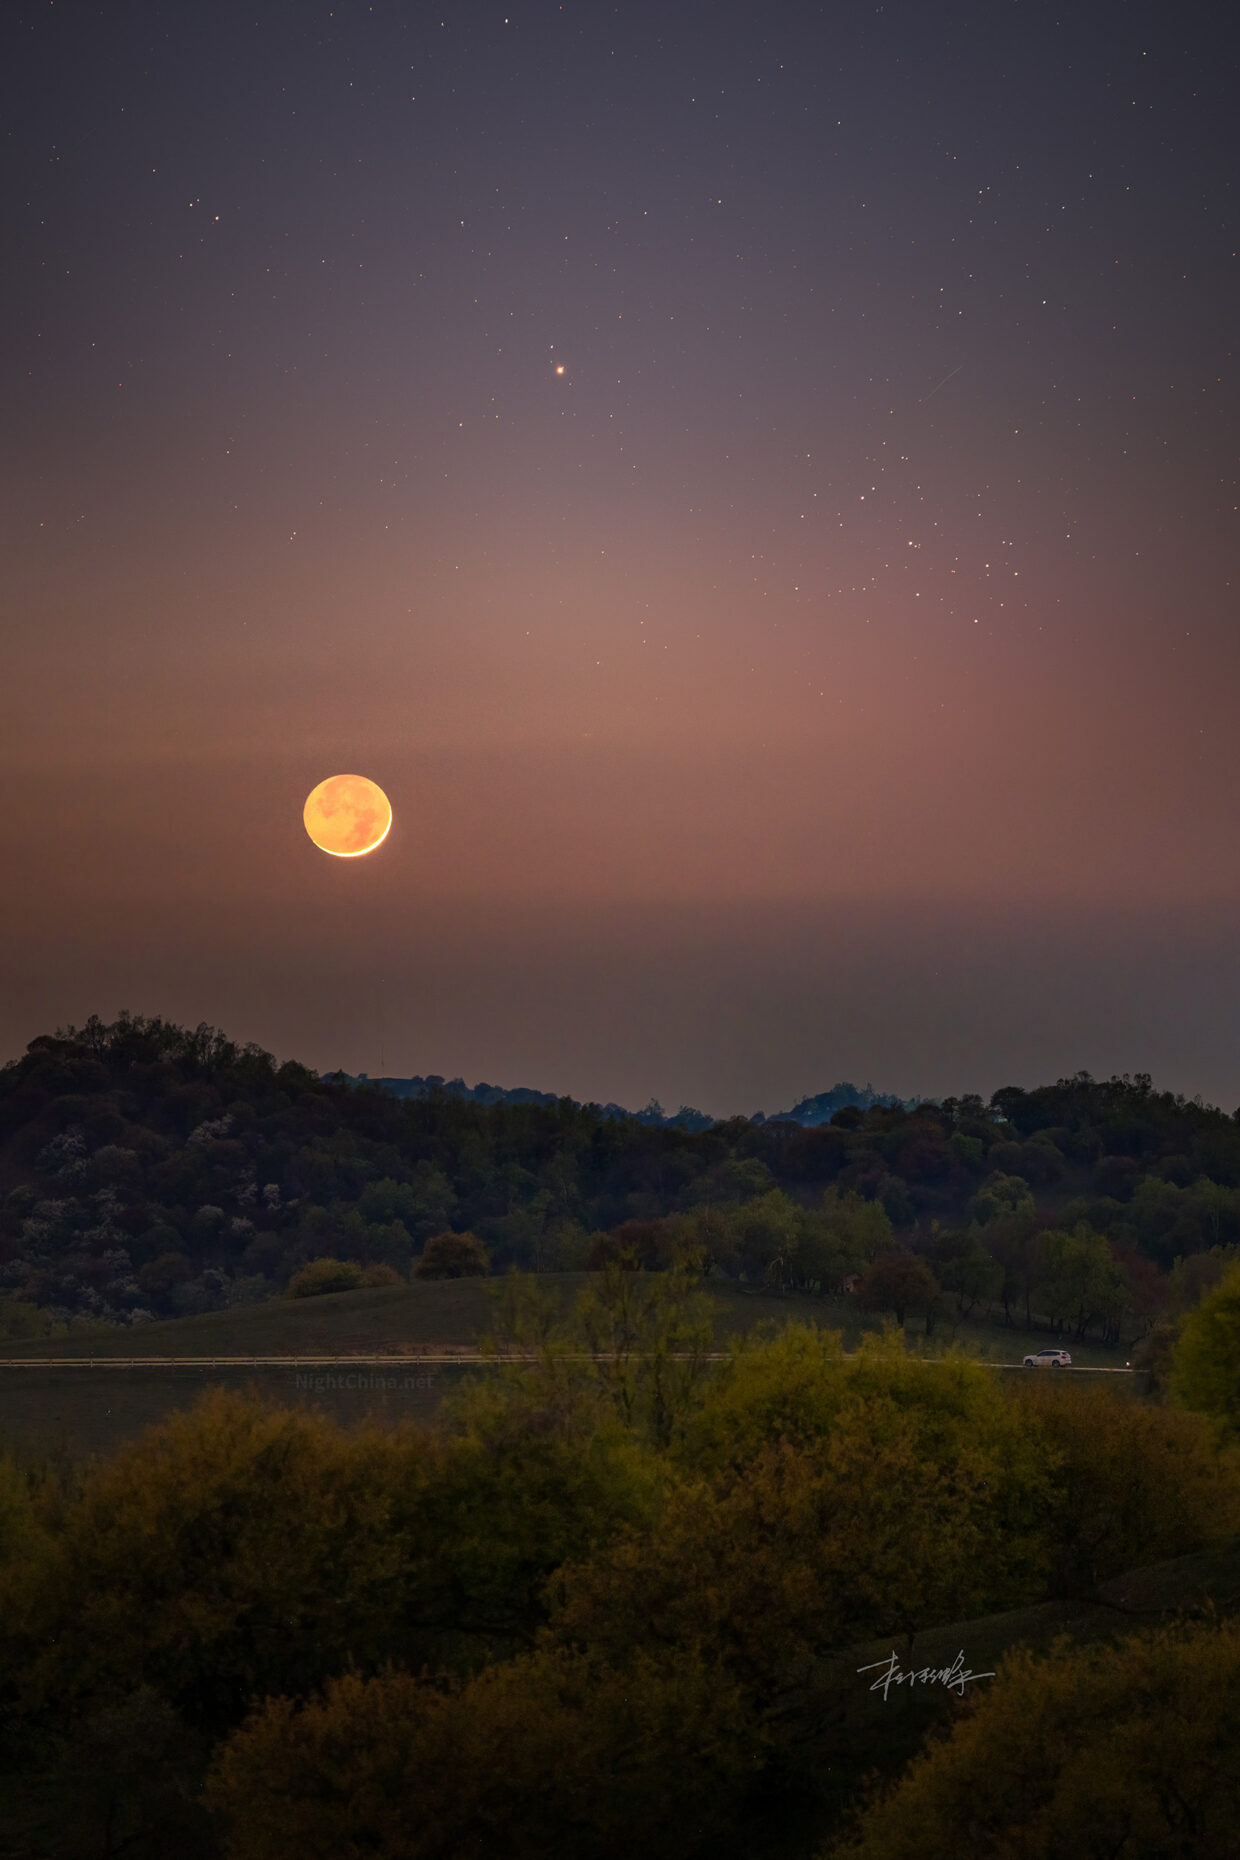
xmin=3 ymin=1 xmax=1237 ymax=1108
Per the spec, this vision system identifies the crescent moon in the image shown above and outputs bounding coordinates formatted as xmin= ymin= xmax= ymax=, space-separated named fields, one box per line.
xmin=303 ymin=774 xmax=393 ymax=857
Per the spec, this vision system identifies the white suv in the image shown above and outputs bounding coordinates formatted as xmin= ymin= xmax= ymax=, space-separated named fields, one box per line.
xmin=1023 ymin=1347 xmax=1072 ymax=1368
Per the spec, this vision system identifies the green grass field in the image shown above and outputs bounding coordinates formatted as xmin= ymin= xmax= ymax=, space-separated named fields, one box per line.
xmin=0 ymin=1363 xmax=468 ymax=1464
xmin=0 ymin=1273 xmax=1137 ymax=1364
xmin=0 ymin=1274 xmax=1136 ymax=1461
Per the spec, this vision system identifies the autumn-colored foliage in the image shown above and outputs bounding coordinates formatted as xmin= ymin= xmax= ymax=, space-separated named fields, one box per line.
xmin=1173 ymin=1259 xmax=1240 ymax=1445
xmin=827 ymin=1621 xmax=1240 ymax=1858
xmin=286 ymin=1255 xmax=364 ymax=1297
xmin=3 ymin=1269 xmax=1240 ymax=1857
xmin=413 ymin=1228 xmax=490 ymax=1278
xmin=1012 ymin=1375 xmax=1240 ymax=1592
xmin=207 ymin=1650 xmax=757 ymax=1860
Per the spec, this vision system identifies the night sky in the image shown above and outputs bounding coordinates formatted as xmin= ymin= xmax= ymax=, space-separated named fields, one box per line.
xmin=3 ymin=1 xmax=1238 ymax=1113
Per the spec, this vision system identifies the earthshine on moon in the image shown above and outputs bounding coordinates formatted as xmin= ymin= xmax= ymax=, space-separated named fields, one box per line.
xmin=303 ymin=774 xmax=393 ymax=857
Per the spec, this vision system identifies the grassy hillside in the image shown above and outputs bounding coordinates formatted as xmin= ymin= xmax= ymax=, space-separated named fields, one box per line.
xmin=0 ymin=1274 xmax=1136 ymax=1363
xmin=0 ymin=1362 xmax=464 ymax=1464
xmin=0 ymin=1275 xmax=1135 ymax=1461
xmin=2 ymin=1276 xmax=511 ymax=1358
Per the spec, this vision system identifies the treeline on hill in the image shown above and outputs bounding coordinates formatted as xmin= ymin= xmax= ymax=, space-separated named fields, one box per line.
xmin=2 ymin=1013 xmax=1240 ymax=1347
xmin=2 ymin=1277 xmax=1240 ymax=1858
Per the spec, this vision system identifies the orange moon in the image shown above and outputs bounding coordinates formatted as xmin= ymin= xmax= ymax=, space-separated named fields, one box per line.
xmin=302 ymin=774 xmax=392 ymax=857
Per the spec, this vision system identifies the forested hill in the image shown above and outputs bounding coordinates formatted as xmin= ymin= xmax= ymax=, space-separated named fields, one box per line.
xmin=334 ymin=1072 xmax=911 ymax=1129
xmin=2 ymin=1013 xmax=1239 ymax=1337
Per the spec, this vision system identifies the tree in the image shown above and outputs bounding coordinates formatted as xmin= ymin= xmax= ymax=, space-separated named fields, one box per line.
xmin=727 ymin=1189 xmax=805 ymax=1286
xmin=556 ymin=1332 xmax=1056 ymax=1712
xmin=1169 ymin=1243 xmax=1240 ymax=1315
xmin=30 ymin=1687 xmax=210 ymax=1860
xmin=1110 ymin=1242 xmax=1168 ymax=1340
xmin=1124 ymin=1175 xmax=1240 ymax=1269
xmin=207 ymin=1648 xmax=758 ymax=1860
xmin=136 ymin=1250 xmax=193 ymax=1304
xmin=985 ymin=1217 xmax=1040 ymax=1326
xmin=1129 ymin=1318 xmax=1181 ymax=1399
xmin=796 ymin=1190 xmax=893 ymax=1293
xmin=6 ymin=1385 xmax=662 ymax=1744
xmin=1035 ymin=1224 xmax=1122 ymax=1339
xmin=1014 ymin=1376 xmax=1240 ymax=1594
xmin=932 ymin=1228 xmax=1000 ymax=1318
xmin=483 ymin=1260 xmax=715 ymax=1452
xmin=1172 ymin=1259 xmax=1240 ymax=1445
xmin=826 ymin=1621 xmax=1240 ymax=1859
xmin=427 ymin=1366 xmax=664 ymax=1650
xmin=573 ymin=1258 xmax=715 ymax=1448
xmin=856 ymin=1251 xmax=940 ymax=1328
xmin=966 ymin=1171 xmax=1034 ymax=1227
xmin=6 ymin=1393 xmax=426 ymax=1734
xmin=585 ymin=1215 xmax=697 ymax=1271
xmin=413 ymin=1229 xmax=490 ymax=1278
xmin=876 ymin=1172 xmax=916 ymax=1229
xmin=359 ymin=1166 xmax=457 ymax=1242
xmin=0 ymin=1450 xmax=50 ymax=1578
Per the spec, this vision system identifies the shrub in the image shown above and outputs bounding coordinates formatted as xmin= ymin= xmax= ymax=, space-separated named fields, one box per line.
xmin=286 ymin=1257 xmax=364 ymax=1299
xmin=359 ymin=1263 xmax=404 ymax=1288
xmin=0 ymin=1296 xmax=50 ymax=1340
xmin=413 ymin=1231 xmax=490 ymax=1280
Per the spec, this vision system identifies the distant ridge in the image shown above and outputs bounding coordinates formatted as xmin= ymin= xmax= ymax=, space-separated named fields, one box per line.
xmin=329 ymin=1072 xmax=919 ymax=1129
xmin=756 ymin=1082 xmax=917 ymax=1125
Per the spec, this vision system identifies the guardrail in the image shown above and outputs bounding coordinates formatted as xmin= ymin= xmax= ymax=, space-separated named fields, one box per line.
xmin=0 ymin=1353 xmax=1133 ymax=1371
